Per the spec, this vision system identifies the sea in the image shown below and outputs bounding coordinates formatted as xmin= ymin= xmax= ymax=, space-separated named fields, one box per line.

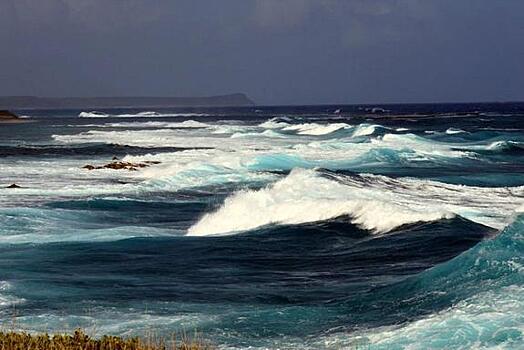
xmin=0 ymin=103 xmax=523 ymax=349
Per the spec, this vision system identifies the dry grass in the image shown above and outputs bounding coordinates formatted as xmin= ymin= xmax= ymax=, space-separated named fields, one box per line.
xmin=0 ymin=329 xmax=213 ymax=350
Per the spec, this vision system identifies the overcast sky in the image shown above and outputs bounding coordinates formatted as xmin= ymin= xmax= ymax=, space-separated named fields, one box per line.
xmin=1 ymin=0 xmax=523 ymax=105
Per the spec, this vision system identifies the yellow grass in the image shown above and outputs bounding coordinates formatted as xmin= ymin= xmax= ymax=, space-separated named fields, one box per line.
xmin=0 ymin=329 xmax=213 ymax=350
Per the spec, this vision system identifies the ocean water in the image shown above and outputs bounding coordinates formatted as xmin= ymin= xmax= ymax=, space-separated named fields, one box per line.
xmin=0 ymin=103 xmax=524 ymax=349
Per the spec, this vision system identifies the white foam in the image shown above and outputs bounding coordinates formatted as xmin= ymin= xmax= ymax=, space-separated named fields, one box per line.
xmin=281 ymin=122 xmax=352 ymax=136
xmin=188 ymin=168 xmax=524 ymax=236
xmin=446 ymin=127 xmax=468 ymax=135
xmin=44 ymin=124 xmax=481 ymax=210
xmin=230 ymin=129 xmax=286 ymax=139
xmin=79 ymin=111 xmax=108 ymax=118
xmin=0 ymin=281 xmax=24 ymax=308
xmin=53 ymin=121 xmax=471 ymax=164
xmin=38 ymin=119 xmax=517 ymax=212
xmin=375 ymin=133 xmax=471 ymax=158
xmin=78 ymin=111 xmax=209 ymax=118
xmin=104 ymin=120 xmax=210 ymax=128
xmin=258 ymin=120 xmax=355 ymax=136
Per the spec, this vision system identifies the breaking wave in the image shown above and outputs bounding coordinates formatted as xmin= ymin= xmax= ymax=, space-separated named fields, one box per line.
xmin=188 ymin=168 xmax=524 ymax=236
xmin=257 ymin=118 xmax=388 ymax=138
xmin=281 ymin=122 xmax=353 ymax=136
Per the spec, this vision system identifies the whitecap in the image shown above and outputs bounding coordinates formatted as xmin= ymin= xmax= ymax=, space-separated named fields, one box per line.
xmin=281 ymin=122 xmax=353 ymax=136
xmin=78 ymin=111 xmax=209 ymax=118
xmin=104 ymin=120 xmax=209 ymax=128
xmin=79 ymin=111 xmax=108 ymax=118
xmin=446 ymin=127 xmax=468 ymax=135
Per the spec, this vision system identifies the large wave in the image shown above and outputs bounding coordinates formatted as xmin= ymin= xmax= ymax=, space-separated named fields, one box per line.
xmin=188 ymin=168 xmax=524 ymax=236
xmin=331 ymin=211 xmax=524 ymax=349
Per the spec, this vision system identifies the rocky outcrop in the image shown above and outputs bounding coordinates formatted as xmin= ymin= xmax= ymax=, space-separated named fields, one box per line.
xmin=83 ymin=160 xmax=161 ymax=171
xmin=0 ymin=110 xmax=19 ymax=120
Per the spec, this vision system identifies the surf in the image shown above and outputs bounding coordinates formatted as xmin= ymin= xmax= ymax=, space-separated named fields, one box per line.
xmin=188 ymin=168 xmax=524 ymax=236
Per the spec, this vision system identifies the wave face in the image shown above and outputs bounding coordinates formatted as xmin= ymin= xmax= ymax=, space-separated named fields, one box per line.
xmin=1 ymin=103 xmax=524 ymax=349
xmin=341 ymin=213 xmax=524 ymax=349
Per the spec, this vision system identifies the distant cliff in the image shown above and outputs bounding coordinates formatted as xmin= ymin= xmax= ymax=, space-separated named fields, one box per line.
xmin=0 ymin=93 xmax=255 ymax=109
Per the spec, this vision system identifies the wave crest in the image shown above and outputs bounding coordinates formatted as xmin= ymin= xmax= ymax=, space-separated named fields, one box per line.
xmin=188 ymin=169 xmax=524 ymax=236
xmin=187 ymin=169 xmax=456 ymax=236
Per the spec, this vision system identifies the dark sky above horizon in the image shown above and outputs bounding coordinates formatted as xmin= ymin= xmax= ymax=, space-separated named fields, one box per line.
xmin=1 ymin=0 xmax=523 ymax=105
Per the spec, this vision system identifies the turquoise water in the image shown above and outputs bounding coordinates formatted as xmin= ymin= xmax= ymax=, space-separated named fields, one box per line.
xmin=0 ymin=104 xmax=523 ymax=349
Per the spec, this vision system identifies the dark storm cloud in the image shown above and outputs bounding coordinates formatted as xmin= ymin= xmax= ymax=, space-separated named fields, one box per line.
xmin=1 ymin=0 xmax=523 ymax=104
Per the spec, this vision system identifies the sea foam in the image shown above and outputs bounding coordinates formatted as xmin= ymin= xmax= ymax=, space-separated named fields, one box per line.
xmin=79 ymin=111 xmax=209 ymax=118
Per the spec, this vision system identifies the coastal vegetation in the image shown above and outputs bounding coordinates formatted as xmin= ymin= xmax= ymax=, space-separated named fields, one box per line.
xmin=0 ymin=329 xmax=213 ymax=350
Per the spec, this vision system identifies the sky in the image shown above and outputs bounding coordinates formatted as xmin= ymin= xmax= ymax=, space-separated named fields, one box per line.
xmin=1 ymin=0 xmax=523 ymax=105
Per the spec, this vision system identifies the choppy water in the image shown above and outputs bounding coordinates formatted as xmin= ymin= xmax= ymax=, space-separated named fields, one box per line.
xmin=1 ymin=103 xmax=524 ymax=349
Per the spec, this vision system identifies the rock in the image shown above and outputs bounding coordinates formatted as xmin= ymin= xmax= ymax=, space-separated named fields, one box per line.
xmin=6 ymin=184 xmax=21 ymax=188
xmin=82 ymin=160 xmax=161 ymax=171
xmin=0 ymin=110 xmax=20 ymax=122
xmin=104 ymin=161 xmax=138 ymax=170
xmin=0 ymin=110 xmax=29 ymax=124
xmin=0 ymin=110 xmax=19 ymax=119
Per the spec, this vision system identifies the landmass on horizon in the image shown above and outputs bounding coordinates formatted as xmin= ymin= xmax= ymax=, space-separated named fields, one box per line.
xmin=0 ymin=93 xmax=254 ymax=109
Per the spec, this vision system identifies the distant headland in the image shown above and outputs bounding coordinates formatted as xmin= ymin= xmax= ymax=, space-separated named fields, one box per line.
xmin=0 ymin=93 xmax=255 ymax=109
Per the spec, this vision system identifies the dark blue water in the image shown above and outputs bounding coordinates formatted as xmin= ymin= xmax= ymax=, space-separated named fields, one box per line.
xmin=1 ymin=103 xmax=523 ymax=349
